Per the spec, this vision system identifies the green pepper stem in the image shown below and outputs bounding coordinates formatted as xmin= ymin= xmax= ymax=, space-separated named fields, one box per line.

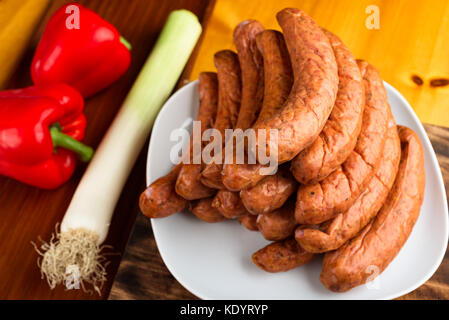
xmin=50 ymin=127 xmax=94 ymax=162
xmin=120 ymin=36 xmax=132 ymax=50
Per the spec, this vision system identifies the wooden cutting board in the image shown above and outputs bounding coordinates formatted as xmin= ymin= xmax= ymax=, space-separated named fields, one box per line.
xmin=0 ymin=0 xmax=213 ymax=300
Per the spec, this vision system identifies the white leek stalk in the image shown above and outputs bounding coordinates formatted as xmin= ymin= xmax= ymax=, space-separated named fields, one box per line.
xmin=35 ymin=10 xmax=202 ymax=294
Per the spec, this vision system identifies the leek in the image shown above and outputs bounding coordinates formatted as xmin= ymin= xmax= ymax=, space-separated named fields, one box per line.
xmin=34 ymin=10 xmax=202 ymax=294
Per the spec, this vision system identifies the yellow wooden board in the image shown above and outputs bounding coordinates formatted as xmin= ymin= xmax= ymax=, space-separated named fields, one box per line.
xmin=0 ymin=0 xmax=50 ymax=89
xmin=190 ymin=0 xmax=449 ymax=127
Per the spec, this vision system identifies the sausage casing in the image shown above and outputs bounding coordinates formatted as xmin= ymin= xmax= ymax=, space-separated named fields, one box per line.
xmin=290 ymin=29 xmax=364 ymax=184
xmin=252 ymin=237 xmax=315 ymax=273
xmin=190 ymin=197 xmax=228 ymax=223
xmin=241 ymin=164 xmax=297 ymax=215
xmin=254 ymin=29 xmax=293 ymax=124
xmin=221 ymin=30 xmax=293 ymax=192
xmin=200 ymin=50 xmax=241 ymax=190
xmin=295 ymin=61 xmax=390 ymax=225
xmin=320 ymin=126 xmax=425 ymax=292
xmin=140 ymin=164 xmax=188 ymax=218
xmin=175 ymin=72 xmax=218 ymax=200
xmin=222 ymin=8 xmax=338 ymax=190
xmin=233 ymin=20 xmax=265 ymax=129
xmin=238 ymin=214 xmax=259 ymax=231
xmin=212 ymin=190 xmax=249 ymax=218
xmin=296 ymin=117 xmax=400 ymax=253
xmin=257 ymin=197 xmax=297 ymax=241
xmin=202 ymin=20 xmax=265 ymax=191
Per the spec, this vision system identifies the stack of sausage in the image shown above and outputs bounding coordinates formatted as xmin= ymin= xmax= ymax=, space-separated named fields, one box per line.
xmin=139 ymin=8 xmax=425 ymax=293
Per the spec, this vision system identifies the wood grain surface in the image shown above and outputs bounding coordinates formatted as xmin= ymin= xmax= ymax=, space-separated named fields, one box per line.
xmin=1 ymin=0 xmax=449 ymax=301
xmin=190 ymin=0 xmax=449 ymax=128
xmin=0 ymin=0 xmax=212 ymax=300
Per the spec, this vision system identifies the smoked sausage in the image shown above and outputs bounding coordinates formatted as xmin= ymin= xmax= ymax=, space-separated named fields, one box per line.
xmin=221 ymin=29 xmax=293 ymax=192
xmin=140 ymin=164 xmax=188 ymax=218
xmin=175 ymin=72 xmax=218 ymax=200
xmin=295 ymin=60 xmax=390 ymax=225
xmin=222 ymin=8 xmax=338 ymax=191
xmin=201 ymin=21 xmax=264 ymax=190
xmin=257 ymin=197 xmax=297 ymax=241
xmin=200 ymin=50 xmax=241 ymax=190
xmin=233 ymin=19 xmax=265 ymax=129
xmin=241 ymin=164 xmax=297 ymax=215
xmin=212 ymin=190 xmax=249 ymax=218
xmin=252 ymin=237 xmax=315 ymax=273
xmin=203 ymin=22 xmax=265 ymax=215
xmin=320 ymin=126 xmax=425 ymax=292
xmin=296 ymin=118 xmax=400 ymax=253
xmin=190 ymin=197 xmax=228 ymax=223
xmin=254 ymin=29 xmax=293 ymax=124
xmin=290 ymin=29 xmax=364 ymax=184
xmin=238 ymin=214 xmax=259 ymax=231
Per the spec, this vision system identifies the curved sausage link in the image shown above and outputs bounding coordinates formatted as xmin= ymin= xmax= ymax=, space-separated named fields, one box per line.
xmin=176 ymin=163 xmax=216 ymax=200
xmin=254 ymin=29 xmax=293 ymax=124
xmin=253 ymin=8 xmax=338 ymax=163
xmin=296 ymin=117 xmax=400 ymax=253
xmin=175 ymin=72 xmax=218 ymax=200
xmin=212 ymin=50 xmax=242 ymax=134
xmin=202 ymin=23 xmax=266 ymax=217
xmin=222 ymin=29 xmax=293 ymax=192
xmin=139 ymin=164 xmax=188 ymax=218
xmin=238 ymin=214 xmax=259 ymax=231
xmin=199 ymin=50 xmax=241 ymax=190
xmin=223 ymin=8 xmax=338 ymax=190
xmin=241 ymin=164 xmax=297 ymax=215
xmin=201 ymin=21 xmax=265 ymax=191
xmin=190 ymin=197 xmax=228 ymax=223
xmin=233 ymin=20 xmax=265 ymax=129
xmin=218 ymin=30 xmax=297 ymax=218
xmin=212 ymin=190 xmax=249 ymax=218
xmin=257 ymin=197 xmax=297 ymax=241
xmin=291 ymin=29 xmax=364 ymax=184
xmin=295 ymin=61 xmax=390 ymax=225
xmin=252 ymin=237 xmax=315 ymax=273
xmin=320 ymin=126 xmax=425 ymax=292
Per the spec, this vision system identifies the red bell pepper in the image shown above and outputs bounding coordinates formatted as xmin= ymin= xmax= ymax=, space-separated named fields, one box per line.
xmin=31 ymin=3 xmax=131 ymax=98
xmin=0 ymin=83 xmax=93 ymax=189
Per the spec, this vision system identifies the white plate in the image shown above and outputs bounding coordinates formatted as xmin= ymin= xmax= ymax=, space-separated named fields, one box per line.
xmin=146 ymin=80 xmax=448 ymax=300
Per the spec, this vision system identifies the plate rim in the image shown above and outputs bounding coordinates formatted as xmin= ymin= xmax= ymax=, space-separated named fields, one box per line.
xmin=146 ymin=80 xmax=449 ymax=300
xmin=380 ymin=82 xmax=449 ymax=300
